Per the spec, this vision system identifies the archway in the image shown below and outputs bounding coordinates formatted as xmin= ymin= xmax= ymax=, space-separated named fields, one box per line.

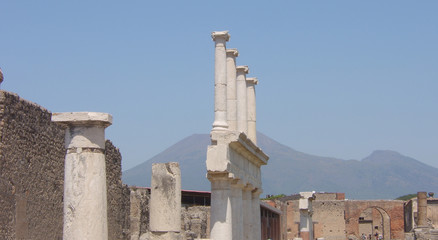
xmin=358 ymin=207 xmax=390 ymax=240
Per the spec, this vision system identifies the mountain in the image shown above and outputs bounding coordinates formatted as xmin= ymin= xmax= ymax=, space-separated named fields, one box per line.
xmin=122 ymin=133 xmax=438 ymax=199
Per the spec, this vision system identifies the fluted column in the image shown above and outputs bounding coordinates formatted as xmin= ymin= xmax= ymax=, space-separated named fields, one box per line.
xmin=226 ymin=49 xmax=239 ymax=131
xmin=52 ymin=112 xmax=112 ymax=240
xmin=208 ymin=173 xmax=233 ymax=240
xmin=246 ymin=77 xmax=258 ymax=144
xmin=211 ymin=31 xmax=230 ymax=132
xmin=236 ymin=65 xmax=249 ymax=134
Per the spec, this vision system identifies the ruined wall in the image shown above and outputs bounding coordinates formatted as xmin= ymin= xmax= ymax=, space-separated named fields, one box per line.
xmin=313 ymin=200 xmax=346 ymax=240
xmin=427 ymin=199 xmax=438 ymax=228
xmin=181 ymin=206 xmax=210 ymax=239
xmin=0 ymin=90 xmax=65 ymax=240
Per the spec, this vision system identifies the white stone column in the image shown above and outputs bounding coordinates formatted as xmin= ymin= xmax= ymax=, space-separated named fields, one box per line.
xmin=149 ymin=162 xmax=181 ymax=239
xmin=52 ymin=112 xmax=112 ymax=240
xmin=236 ymin=65 xmax=249 ymax=134
xmin=242 ymin=184 xmax=254 ymax=240
xmin=231 ymin=180 xmax=244 ymax=240
xmin=251 ymin=188 xmax=262 ymax=240
xmin=246 ymin=77 xmax=258 ymax=144
xmin=226 ymin=48 xmax=239 ymax=131
xmin=208 ymin=173 xmax=233 ymax=240
xmin=299 ymin=192 xmax=316 ymax=240
xmin=211 ymin=31 xmax=230 ymax=132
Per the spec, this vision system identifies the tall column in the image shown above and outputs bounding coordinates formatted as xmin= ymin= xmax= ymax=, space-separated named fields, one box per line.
xmin=242 ymin=184 xmax=254 ymax=240
xmin=417 ymin=192 xmax=428 ymax=227
xmin=251 ymin=188 xmax=263 ymax=240
xmin=211 ymin=31 xmax=230 ymax=132
xmin=208 ymin=173 xmax=233 ymax=240
xmin=226 ymin=48 xmax=239 ymax=131
xmin=52 ymin=112 xmax=112 ymax=240
xmin=236 ymin=65 xmax=249 ymax=134
xmin=246 ymin=77 xmax=258 ymax=144
xmin=231 ymin=180 xmax=244 ymax=240
xmin=299 ymin=192 xmax=315 ymax=240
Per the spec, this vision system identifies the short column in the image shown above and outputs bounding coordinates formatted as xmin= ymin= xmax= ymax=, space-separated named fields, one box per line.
xmin=211 ymin=31 xmax=230 ymax=132
xmin=226 ymin=48 xmax=239 ymax=131
xmin=246 ymin=77 xmax=258 ymax=144
xmin=236 ymin=65 xmax=249 ymax=134
xmin=251 ymin=188 xmax=263 ymax=240
xmin=52 ymin=112 xmax=112 ymax=240
xmin=149 ymin=162 xmax=181 ymax=239
xmin=208 ymin=173 xmax=233 ymax=240
xmin=231 ymin=179 xmax=244 ymax=240
xmin=242 ymin=184 xmax=254 ymax=240
xmin=417 ymin=192 xmax=428 ymax=227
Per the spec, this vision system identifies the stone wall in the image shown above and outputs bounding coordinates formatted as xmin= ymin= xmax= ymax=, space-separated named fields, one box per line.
xmin=181 ymin=206 xmax=210 ymax=239
xmin=0 ymin=90 xmax=65 ymax=240
xmin=0 ymin=90 xmax=130 ymax=240
xmin=313 ymin=200 xmax=346 ymax=240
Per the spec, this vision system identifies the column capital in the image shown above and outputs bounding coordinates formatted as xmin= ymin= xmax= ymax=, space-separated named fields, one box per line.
xmin=236 ymin=65 xmax=249 ymax=74
xmin=52 ymin=112 xmax=112 ymax=128
xmin=226 ymin=48 xmax=239 ymax=57
xmin=211 ymin=31 xmax=230 ymax=42
xmin=246 ymin=77 xmax=258 ymax=85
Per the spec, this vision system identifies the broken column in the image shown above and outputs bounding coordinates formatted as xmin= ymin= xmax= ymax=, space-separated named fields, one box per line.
xmin=417 ymin=191 xmax=428 ymax=227
xmin=299 ymin=192 xmax=316 ymax=240
xmin=52 ymin=112 xmax=112 ymax=240
xmin=236 ymin=65 xmax=249 ymax=134
xmin=246 ymin=77 xmax=258 ymax=144
xmin=211 ymin=31 xmax=230 ymax=132
xmin=226 ymin=48 xmax=239 ymax=131
xmin=149 ymin=162 xmax=181 ymax=239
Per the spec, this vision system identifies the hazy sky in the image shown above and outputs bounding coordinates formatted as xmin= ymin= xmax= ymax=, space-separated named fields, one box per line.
xmin=1 ymin=1 xmax=437 ymax=170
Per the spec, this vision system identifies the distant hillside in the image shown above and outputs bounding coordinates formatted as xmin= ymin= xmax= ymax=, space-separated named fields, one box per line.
xmin=122 ymin=133 xmax=438 ymax=199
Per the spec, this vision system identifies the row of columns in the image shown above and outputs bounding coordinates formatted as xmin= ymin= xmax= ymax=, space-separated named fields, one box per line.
xmin=208 ymin=174 xmax=262 ymax=240
xmin=212 ymin=31 xmax=258 ymax=144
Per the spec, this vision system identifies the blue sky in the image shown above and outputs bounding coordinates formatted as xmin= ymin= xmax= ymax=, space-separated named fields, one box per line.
xmin=1 ymin=1 xmax=437 ymax=170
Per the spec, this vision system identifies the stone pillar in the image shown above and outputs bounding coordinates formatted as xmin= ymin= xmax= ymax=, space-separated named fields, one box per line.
xmin=236 ymin=65 xmax=249 ymax=134
xmin=299 ymin=192 xmax=315 ymax=240
xmin=242 ymin=184 xmax=254 ymax=240
xmin=149 ymin=162 xmax=181 ymax=239
xmin=231 ymin=180 xmax=244 ymax=240
xmin=52 ymin=112 xmax=112 ymax=240
xmin=246 ymin=77 xmax=258 ymax=144
xmin=417 ymin=191 xmax=428 ymax=227
xmin=208 ymin=173 xmax=233 ymax=240
xmin=211 ymin=31 xmax=230 ymax=132
xmin=226 ymin=48 xmax=239 ymax=131
xmin=251 ymin=188 xmax=262 ymax=240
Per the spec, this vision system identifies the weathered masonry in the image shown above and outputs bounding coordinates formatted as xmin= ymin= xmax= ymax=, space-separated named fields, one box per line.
xmin=206 ymin=30 xmax=269 ymax=240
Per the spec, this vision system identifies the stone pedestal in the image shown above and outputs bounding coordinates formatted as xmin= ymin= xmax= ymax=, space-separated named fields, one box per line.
xmin=52 ymin=112 xmax=112 ymax=240
xmin=298 ymin=192 xmax=316 ymax=240
xmin=149 ymin=162 xmax=181 ymax=240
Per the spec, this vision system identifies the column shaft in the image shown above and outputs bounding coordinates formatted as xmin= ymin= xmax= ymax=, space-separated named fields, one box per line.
xmin=226 ymin=49 xmax=239 ymax=131
xmin=236 ymin=66 xmax=249 ymax=134
xmin=246 ymin=77 xmax=258 ymax=144
xmin=242 ymin=185 xmax=253 ymax=240
xmin=212 ymin=31 xmax=230 ymax=131
xmin=210 ymin=178 xmax=233 ymax=240
xmin=231 ymin=181 xmax=244 ymax=240
xmin=251 ymin=190 xmax=262 ymax=240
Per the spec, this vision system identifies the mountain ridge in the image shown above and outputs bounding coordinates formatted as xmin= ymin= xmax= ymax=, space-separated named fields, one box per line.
xmin=122 ymin=133 xmax=438 ymax=199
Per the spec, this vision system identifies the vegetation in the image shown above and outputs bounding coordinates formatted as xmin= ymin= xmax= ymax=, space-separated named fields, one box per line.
xmin=261 ymin=194 xmax=286 ymax=200
xmin=395 ymin=193 xmax=417 ymax=200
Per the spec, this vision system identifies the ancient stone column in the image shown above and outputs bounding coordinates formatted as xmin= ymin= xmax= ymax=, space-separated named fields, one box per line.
xmin=299 ymin=192 xmax=316 ymax=240
xmin=149 ymin=162 xmax=181 ymax=239
xmin=417 ymin=191 xmax=428 ymax=227
xmin=208 ymin=173 xmax=233 ymax=240
xmin=52 ymin=112 xmax=112 ymax=240
xmin=242 ymin=184 xmax=254 ymax=240
xmin=246 ymin=77 xmax=258 ymax=144
xmin=231 ymin=179 xmax=244 ymax=240
xmin=211 ymin=31 xmax=230 ymax=132
xmin=226 ymin=48 xmax=239 ymax=131
xmin=236 ymin=65 xmax=249 ymax=134
xmin=251 ymin=188 xmax=263 ymax=240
